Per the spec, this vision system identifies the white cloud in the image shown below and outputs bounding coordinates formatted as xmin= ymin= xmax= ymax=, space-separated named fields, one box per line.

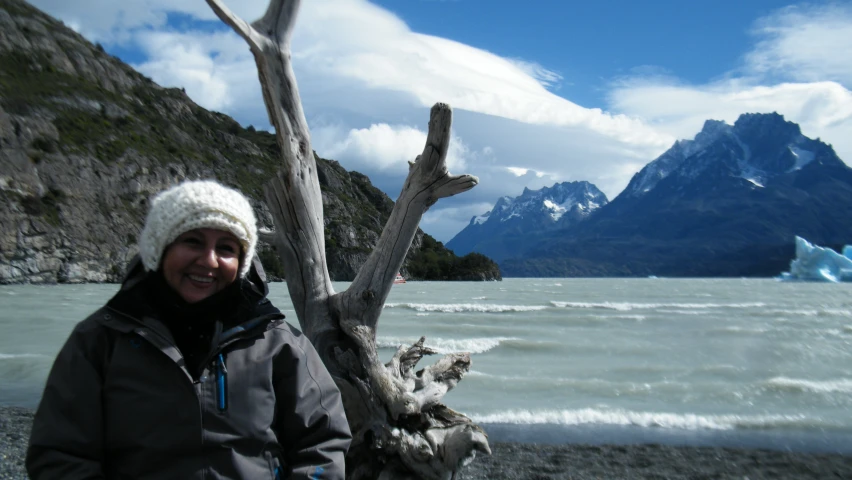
xmin=312 ymin=123 xmax=471 ymax=174
xmin=610 ymin=81 xmax=852 ymax=138
xmin=29 ymin=0 xmax=672 ymax=195
xmin=506 ymin=59 xmax=564 ymax=89
xmin=746 ymin=4 xmax=852 ymax=86
xmin=28 ymin=0 xmax=266 ymax=42
xmin=132 ymin=30 xmax=247 ymax=111
xmin=505 ymin=167 xmax=550 ymax=178
xmin=288 ymin=1 xmax=670 ymax=149
xmin=608 ymin=4 xmax=852 ymax=165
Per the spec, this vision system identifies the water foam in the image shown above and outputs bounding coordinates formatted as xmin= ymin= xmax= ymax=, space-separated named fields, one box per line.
xmin=550 ymin=301 xmax=765 ymax=311
xmin=385 ymin=303 xmax=548 ymax=313
xmin=469 ymin=408 xmax=814 ymax=430
xmin=584 ymin=314 xmax=648 ymax=324
xmin=0 ymin=353 xmax=45 ymax=360
xmin=715 ymin=326 xmax=770 ymax=335
xmin=377 ymin=336 xmax=515 ymax=354
xmin=760 ymin=308 xmax=852 ymax=318
xmin=657 ymin=309 xmax=710 ymax=315
xmin=765 ymin=377 xmax=852 ymax=394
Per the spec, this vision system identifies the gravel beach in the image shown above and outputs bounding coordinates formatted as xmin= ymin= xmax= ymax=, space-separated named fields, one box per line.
xmin=3 ymin=406 xmax=851 ymax=479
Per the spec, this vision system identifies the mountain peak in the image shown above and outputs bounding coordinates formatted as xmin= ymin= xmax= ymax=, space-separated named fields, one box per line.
xmin=732 ymin=112 xmax=802 ymax=142
xmin=623 ymin=112 xmax=840 ymax=199
xmin=447 ymin=181 xmax=609 ymax=258
xmin=700 ymin=119 xmax=729 ymax=136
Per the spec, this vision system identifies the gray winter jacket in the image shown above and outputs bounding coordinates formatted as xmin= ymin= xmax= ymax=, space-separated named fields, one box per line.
xmin=26 ymin=260 xmax=351 ymax=479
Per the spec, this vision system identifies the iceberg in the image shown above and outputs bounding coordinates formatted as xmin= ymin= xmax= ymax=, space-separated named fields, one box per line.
xmin=778 ymin=236 xmax=852 ymax=282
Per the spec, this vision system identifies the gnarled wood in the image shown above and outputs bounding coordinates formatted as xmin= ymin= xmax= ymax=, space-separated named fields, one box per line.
xmin=206 ymin=0 xmax=488 ymax=477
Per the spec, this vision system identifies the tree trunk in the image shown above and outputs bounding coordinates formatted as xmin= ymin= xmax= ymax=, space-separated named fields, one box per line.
xmin=205 ymin=1 xmax=490 ymax=478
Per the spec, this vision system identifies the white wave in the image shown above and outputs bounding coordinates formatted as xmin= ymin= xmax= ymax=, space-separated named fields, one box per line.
xmin=763 ymin=309 xmax=820 ymax=317
xmin=763 ymin=308 xmax=852 ymax=317
xmin=471 ymin=296 xmax=488 ymax=300
xmin=843 ymin=325 xmax=852 ymax=333
xmin=385 ymin=303 xmax=548 ymax=313
xmin=468 ymin=408 xmax=812 ymax=430
xmin=415 ymin=313 xmax=430 ymax=317
xmin=376 ymin=336 xmax=516 ymax=354
xmin=765 ymin=377 xmax=852 ymax=394
xmin=588 ymin=314 xmax=646 ymax=322
xmin=657 ymin=309 xmax=710 ymax=315
xmin=0 ymin=353 xmax=46 ymax=360
xmin=717 ymin=326 xmax=769 ymax=334
xmin=550 ymin=301 xmax=765 ymax=311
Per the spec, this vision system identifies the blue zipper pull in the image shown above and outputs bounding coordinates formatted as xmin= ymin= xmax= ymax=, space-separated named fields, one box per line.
xmin=216 ymin=353 xmax=228 ymax=412
xmin=274 ymin=466 xmax=282 ymax=480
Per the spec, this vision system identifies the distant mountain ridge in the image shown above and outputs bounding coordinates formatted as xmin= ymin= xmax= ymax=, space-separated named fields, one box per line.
xmin=446 ymin=181 xmax=607 ymax=262
xmin=460 ymin=112 xmax=852 ymax=277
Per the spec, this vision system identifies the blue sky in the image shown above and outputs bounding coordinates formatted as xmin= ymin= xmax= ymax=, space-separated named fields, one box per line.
xmin=29 ymin=0 xmax=852 ymax=242
xmin=371 ymin=0 xmax=796 ymax=105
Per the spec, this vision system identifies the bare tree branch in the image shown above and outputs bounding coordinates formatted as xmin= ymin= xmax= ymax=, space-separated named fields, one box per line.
xmin=207 ymin=0 xmax=489 ymax=477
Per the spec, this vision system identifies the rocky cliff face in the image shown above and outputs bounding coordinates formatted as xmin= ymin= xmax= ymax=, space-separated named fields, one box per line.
xmin=0 ymin=0 xmax=500 ymax=283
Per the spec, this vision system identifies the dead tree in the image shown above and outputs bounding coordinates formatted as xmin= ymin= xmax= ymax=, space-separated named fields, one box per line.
xmin=205 ymin=0 xmax=491 ymax=478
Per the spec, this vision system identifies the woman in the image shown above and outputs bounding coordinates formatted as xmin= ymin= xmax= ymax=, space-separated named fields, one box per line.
xmin=27 ymin=180 xmax=351 ymax=479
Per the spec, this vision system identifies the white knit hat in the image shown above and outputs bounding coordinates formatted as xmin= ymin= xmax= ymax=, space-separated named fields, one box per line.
xmin=138 ymin=180 xmax=258 ymax=278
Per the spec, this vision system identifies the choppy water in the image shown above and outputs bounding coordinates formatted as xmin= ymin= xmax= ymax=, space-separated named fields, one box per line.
xmin=3 ymin=278 xmax=852 ymax=450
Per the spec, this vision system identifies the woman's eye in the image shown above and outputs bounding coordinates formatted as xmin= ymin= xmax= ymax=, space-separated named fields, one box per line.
xmin=218 ymin=244 xmax=237 ymax=254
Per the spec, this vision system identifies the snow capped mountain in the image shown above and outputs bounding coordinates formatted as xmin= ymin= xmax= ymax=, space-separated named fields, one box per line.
xmin=446 ymin=181 xmax=607 ymax=260
xmin=500 ymin=112 xmax=852 ymax=277
xmin=469 ymin=182 xmax=606 ymax=227
xmin=623 ymin=112 xmax=833 ymax=198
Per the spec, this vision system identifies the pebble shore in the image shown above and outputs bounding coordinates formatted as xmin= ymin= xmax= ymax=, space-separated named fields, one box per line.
xmin=4 ymin=406 xmax=851 ymax=479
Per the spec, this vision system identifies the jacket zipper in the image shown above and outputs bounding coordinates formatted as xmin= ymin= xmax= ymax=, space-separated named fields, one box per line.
xmin=215 ymin=353 xmax=228 ymax=412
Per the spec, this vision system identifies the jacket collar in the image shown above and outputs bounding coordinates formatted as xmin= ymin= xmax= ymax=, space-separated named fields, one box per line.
xmin=105 ymin=255 xmax=284 ymax=339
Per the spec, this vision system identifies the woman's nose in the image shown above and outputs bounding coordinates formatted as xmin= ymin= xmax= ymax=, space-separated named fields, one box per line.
xmin=198 ymin=246 xmax=219 ymax=268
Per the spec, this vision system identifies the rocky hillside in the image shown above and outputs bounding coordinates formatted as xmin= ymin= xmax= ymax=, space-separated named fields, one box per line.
xmin=0 ymin=0 xmax=500 ymax=283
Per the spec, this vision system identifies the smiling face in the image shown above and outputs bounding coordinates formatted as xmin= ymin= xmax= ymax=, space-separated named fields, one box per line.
xmin=160 ymin=228 xmax=242 ymax=304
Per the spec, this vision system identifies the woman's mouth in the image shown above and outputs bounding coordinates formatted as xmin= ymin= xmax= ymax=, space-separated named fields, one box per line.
xmin=187 ymin=274 xmax=215 ymax=286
